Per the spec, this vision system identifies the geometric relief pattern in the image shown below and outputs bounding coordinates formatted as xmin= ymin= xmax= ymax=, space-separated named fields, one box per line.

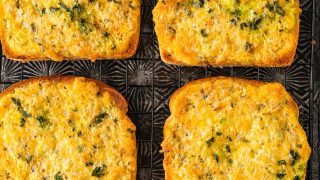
xmin=0 ymin=0 xmax=319 ymax=179
xmin=1 ymin=57 xmax=22 ymax=82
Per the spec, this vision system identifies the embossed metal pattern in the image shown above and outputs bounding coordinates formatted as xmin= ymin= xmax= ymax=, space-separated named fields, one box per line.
xmin=0 ymin=0 xmax=319 ymax=179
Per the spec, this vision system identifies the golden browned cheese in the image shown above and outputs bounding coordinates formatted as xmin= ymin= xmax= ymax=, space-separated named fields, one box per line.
xmin=162 ymin=77 xmax=311 ymax=180
xmin=0 ymin=0 xmax=141 ymax=61
xmin=153 ymin=0 xmax=301 ymax=67
xmin=0 ymin=77 xmax=136 ymax=179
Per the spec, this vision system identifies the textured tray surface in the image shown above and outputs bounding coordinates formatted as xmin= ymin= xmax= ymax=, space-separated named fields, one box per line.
xmin=1 ymin=0 xmax=320 ymax=179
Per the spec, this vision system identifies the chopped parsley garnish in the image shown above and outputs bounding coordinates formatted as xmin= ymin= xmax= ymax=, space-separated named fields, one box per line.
xmin=54 ymin=171 xmax=63 ymax=180
xmin=277 ymin=160 xmax=286 ymax=165
xmin=49 ymin=7 xmax=60 ymax=13
xmin=293 ymin=176 xmax=300 ymax=180
xmin=213 ymin=154 xmax=219 ymax=163
xmin=86 ymin=162 xmax=93 ymax=166
xmin=200 ymin=29 xmax=208 ymax=37
xmin=216 ymin=132 xmax=222 ymax=136
xmin=92 ymin=165 xmax=106 ymax=178
xmin=26 ymin=155 xmax=33 ymax=163
xmin=12 ymin=97 xmax=31 ymax=126
xmin=12 ymin=97 xmax=22 ymax=111
xmin=266 ymin=1 xmax=285 ymax=16
xmin=36 ymin=116 xmax=50 ymax=128
xmin=276 ymin=171 xmax=286 ymax=178
xmin=90 ymin=112 xmax=108 ymax=127
xmin=41 ymin=8 xmax=46 ymax=16
xmin=206 ymin=137 xmax=215 ymax=146
xmin=80 ymin=18 xmax=87 ymax=32
xmin=225 ymin=145 xmax=231 ymax=152
xmin=103 ymin=32 xmax=110 ymax=38
xmin=20 ymin=118 xmax=26 ymax=127
xmin=58 ymin=1 xmax=70 ymax=12
xmin=198 ymin=0 xmax=205 ymax=8
xmin=296 ymin=144 xmax=302 ymax=148
xmin=290 ymin=150 xmax=300 ymax=165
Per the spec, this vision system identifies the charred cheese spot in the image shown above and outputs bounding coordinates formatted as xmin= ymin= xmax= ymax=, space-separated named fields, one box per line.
xmin=162 ymin=77 xmax=311 ymax=179
xmin=153 ymin=0 xmax=301 ymax=66
xmin=0 ymin=77 xmax=136 ymax=179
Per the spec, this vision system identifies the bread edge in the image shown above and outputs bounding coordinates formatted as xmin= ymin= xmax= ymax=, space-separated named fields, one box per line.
xmin=0 ymin=3 xmax=141 ymax=62
xmin=0 ymin=76 xmax=128 ymax=113
xmin=162 ymin=76 xmax=310 ymax=179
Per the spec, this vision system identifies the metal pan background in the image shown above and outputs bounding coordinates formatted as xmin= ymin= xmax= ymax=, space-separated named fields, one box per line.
xmin=0 ymin=0 xmax=319 ymax=179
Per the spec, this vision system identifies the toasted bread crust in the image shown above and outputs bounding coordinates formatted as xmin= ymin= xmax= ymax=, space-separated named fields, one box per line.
xmin=169 ymin=76 xmax=298 ymax=113
xmin=0 ymin=76 xmax=128 ymax=113
xmin=0 ymin=1 xmax=140 ymax=62
xmin=163 ymin=76 xmax=309 ymax=179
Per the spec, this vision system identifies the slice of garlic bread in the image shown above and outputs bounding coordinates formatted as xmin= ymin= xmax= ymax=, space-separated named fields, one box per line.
xmin=153 ymin=0 xmax=301 ymax=67
xmin=163 ymin=77 xmax=310 ymax=179
xmin=0 ymin=0 xmax=141 ymax=61
xmin=0 ymin=76 xmax=136 ymax=179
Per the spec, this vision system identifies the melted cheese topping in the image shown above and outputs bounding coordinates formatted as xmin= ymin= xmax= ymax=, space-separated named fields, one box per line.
xmin=163 ymin=77 xmax=310 ymax=179
xmin=0 ymin=0 xmax=140 ymax=61
xmin=153 ymin=0 xmax=301 ymax=66
xmin=0 ymin=77 xmax=136 ymax=179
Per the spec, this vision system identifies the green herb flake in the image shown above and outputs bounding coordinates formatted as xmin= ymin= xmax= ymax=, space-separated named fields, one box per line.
xmin=103 ymin=32 xmax=110 ymax=38
xmin=77 ymin=145 xmax=84 ymax=153
xmin=276 ymin=171 xmax=286 ymax=179
xmin=248 ymin=17 xmax=263 ymax=30
xmin=92 ymin=165 xmax=106 ymax=178
xmin=54 ymin=171 xmax=63 ymax=180
xmin=20 ymin=118 xmax=26 ymax=127
xmin=290 ymin=150 xmax=300 ymax=166
xmin=86 ymin=162 xmax=93 ymax=166
xmin=49 ymin=7 xmax=60 ymax=13
xmin=213 ymin=154 xmax=219 ymax=163
xmin=277 ymin=160 xmax=286 ymax=165
xmin=36 ymin=116 xmax=49 ymax=128
xmin=225 ymin=145 xmax=231 ymax=153
xmin=41 ymin=8 xmax=46 ymax=16
xmin=296 ymin=144 xmax=302 ymax=148
xmin=12 ymin=97 xmax=22 ymax=111
xmin=90 ymin=112 xmax=108 ymax=127
xmin=198 ymin=0 xmax=205 ymax=8
xmin=293 ymin=175 xmax=300 ymax=180
xmin=230 ymin=9 xmax=241 ymax=20
xmin=216 ymin=132 xmax=222 ymax=136
xmin=80 ymin=18 xmax=87 ymax=32
xmin=26 ymin=155 xmax=33 ymax=164
xmin=266 ymin=1 xmax=285 ymax=16
xmin=58 ymin=1 xmax=70 ymax=12
xmin=200 ymin=29 xmax=208 ymax=37
xmin=206 ymin=137 xmax=215 ymax=146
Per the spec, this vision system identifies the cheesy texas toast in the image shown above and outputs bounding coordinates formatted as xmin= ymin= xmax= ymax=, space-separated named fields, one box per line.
xmin=153 ymin=0 xmax=301 ymax=67
xmin=0 ymin=0 xmax=141 ymax=61
xmin=0 ymin=76 xmax=136 ymax=179
xmin=162 ymin=77 xmax=311 ymax=179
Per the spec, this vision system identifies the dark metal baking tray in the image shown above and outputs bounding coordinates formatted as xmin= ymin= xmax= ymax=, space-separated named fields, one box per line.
xmin=0 ymin=0 xmax=319 ymax=179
